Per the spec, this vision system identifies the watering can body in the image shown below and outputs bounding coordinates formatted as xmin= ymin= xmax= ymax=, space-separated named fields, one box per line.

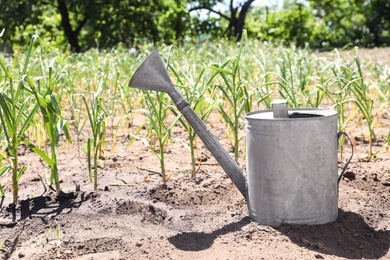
xmin=129 ymin=51 xmax=352 ymax=227
xmin=246 ymin=108 xmax=348 ymax=226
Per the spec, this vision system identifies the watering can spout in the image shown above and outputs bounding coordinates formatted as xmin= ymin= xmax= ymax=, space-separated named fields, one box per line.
xmin=130 ymin=51 xmax=173 ymax=92
xmin=129 ymin=51 xmax=247 ymax=199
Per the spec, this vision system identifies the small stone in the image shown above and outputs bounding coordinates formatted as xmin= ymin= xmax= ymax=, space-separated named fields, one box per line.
xmin=343 ymin=171 xmax=355 ymax=180
xmin=380 ymin=176 xmax=390 ymax=186
xmin=314 ymin=254 xmax=324 ymax=259
xmin=197 ymin=154 xmax=208 ymax=162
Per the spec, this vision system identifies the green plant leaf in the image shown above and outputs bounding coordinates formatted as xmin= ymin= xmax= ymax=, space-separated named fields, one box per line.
xmin=87 ymin=138 xmax=92 ymax=183
xmin=17 ymin=166 xmax=27 ymax=182
xmin=0 ymin=166 xmax=11 ymax=197
xmin=0 ymin=58 xmax=12 ymax=79
xmin=21 ymin=138 xmax=55 ymax=169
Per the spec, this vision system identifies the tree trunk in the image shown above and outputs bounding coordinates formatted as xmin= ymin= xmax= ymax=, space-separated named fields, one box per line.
xmin=233 ymin=0 xmax=255 ymax=41
xmin=228 ymin=0 xmax=237 ymax=39
xmin=188 ymin=0 xmax=255 ymax=42
xmin=175 ymin=14 xmax=183 ymax=42
xmin=57 ymin=0 xmax=88 ymax=52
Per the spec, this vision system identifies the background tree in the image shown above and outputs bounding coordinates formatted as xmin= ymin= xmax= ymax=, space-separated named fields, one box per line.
xmin=56 ymin=0 xmax=90 ymax=52
xmin=246 ymin=1 xmax=316 ymax=47
xmin=0 ymin=0 xmax=196 ymax=51
xmin=188 ymin=0 xmax=256 ymax=41
xmin=56 ymin=0 xmax=179 ymax=51
xmin=364 ymin=0 xmax=390 ymax=47
xmin=307 ymin=0 xmax=368 ymax=48
xmin=157 ymin=0 xmax=189 ymax=44
xmin=1 ymin=0 xmax=390 ymax=51
xmin=0 ymin=0 xmax=63 ymax=51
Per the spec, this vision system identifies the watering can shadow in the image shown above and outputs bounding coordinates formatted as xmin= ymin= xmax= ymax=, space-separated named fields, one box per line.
xmin=129 ymin=51 xmax=353 ymax=227
xmin=167 ymin=210 xmax=390 ymax=259
xmin=168 ymin=217 xmax=251 ymax=251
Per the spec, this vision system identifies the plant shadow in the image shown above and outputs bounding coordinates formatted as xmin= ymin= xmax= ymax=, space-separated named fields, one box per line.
xmin=3 ymin=191 xmax=94 ymax=222
xmin=276 ymin=209 xmax=390 ymax=259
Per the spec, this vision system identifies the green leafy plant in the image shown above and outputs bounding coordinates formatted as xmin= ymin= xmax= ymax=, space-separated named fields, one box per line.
xmin=387 ymin=131 xmax=390 ymax=152
xmin=211 ymin=31 xmax=253 ymax=162
xmin=24 ymin=65 xmax=72 ymax=195
xmin=55 ymin=224 xmax=61 ymax=257
xmin=0 ymin=37 xmax=39 ymax=203
xmin=328 ymin=49 xmax=387 ymax=160
xmin=79 ymin=83 xmax=106 ymax=191
xmin=254 ymin=45 xmax=276 ymax=109
xmin=68 ymin=93 xmax=87 ymax=157
xmin=169 ymin=65 xmax=217 ymax=178
xmin=349 ymin=53 xmax=388 ymax=160
xmin=140 ymin=90 xmax=180 ymax=181
xmin=325 ymin=78 xmax=355 ymax=159
xmin=0 ymin=166 xmax=11 ymax=198
xmin=38 ymin=226 xmax=53 ymax=246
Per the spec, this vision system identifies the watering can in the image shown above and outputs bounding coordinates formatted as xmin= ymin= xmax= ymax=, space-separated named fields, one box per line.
xmin=129 ymin=51 xmax=353 ymax=227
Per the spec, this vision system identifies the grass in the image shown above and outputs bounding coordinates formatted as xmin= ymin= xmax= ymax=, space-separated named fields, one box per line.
xmin=0 ymin=36 xmax=389 ymax=201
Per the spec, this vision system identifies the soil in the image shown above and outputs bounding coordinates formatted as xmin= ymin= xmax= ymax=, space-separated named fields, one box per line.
xmin=1 ymin=50 xmax=390 ymax=259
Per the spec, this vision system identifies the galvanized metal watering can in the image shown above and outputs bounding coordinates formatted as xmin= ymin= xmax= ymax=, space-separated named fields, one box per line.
xmin=129 ymin=51 xmax=353 ymax=227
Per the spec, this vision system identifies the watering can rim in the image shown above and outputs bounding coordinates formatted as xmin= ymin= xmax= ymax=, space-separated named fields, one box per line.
xmin=246 ymin=108 xmax=337 ymax=120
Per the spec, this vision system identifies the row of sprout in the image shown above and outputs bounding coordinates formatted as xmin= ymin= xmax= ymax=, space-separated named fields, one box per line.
xmin=0 ymin=33 xmax=389 ymax=203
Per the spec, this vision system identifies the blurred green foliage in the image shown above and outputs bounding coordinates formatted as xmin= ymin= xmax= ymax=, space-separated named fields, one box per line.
xmin=247 ymin=0 xmax=390 ymax=49
xmin=0 ymin=0 xmax=389 ymax=52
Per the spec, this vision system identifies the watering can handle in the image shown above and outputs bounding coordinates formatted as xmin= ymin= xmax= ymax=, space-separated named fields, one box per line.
xmin=337 ymin=131 xmax=354 ymax=186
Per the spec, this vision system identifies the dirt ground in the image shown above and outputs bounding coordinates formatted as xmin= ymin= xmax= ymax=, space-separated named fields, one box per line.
xmin=1 ymin=49 xmax=390 ymax=260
